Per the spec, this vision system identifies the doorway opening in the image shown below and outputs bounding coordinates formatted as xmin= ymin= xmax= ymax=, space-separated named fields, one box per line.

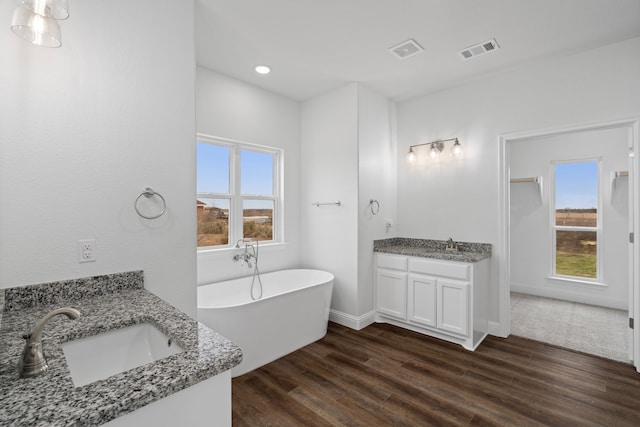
xmin=498 ymin=119 xmax=639 ymax=370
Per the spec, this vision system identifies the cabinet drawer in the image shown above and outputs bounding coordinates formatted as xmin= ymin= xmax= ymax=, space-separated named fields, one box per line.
xmin=408 ymin=258 xmax=470 ymax=280
xmin=377 ymin=254 xmax=408 ymax=271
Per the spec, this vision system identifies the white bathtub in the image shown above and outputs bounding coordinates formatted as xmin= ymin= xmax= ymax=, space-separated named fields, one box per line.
xmin=197 ymin=269 xmax=334 ymax=377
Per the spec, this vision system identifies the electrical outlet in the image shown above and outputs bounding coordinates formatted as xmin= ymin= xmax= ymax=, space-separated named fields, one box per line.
xmin=78 ymin=239 xmax=96 ymax=263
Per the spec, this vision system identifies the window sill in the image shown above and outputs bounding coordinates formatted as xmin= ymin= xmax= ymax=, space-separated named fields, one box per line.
xmin=197 ymin=242 xmax=289 ymax=258
xmin=547 ymin=275 xmax=608 ymax=288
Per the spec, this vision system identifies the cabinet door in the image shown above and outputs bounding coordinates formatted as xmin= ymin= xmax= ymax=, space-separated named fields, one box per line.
xmin=437 ymin=279 xmax=469 ymax=336
xmin=376 ymin=270 xmax=407 ymax=320
xmin=408 ymin=274 xmax=436 ymax=328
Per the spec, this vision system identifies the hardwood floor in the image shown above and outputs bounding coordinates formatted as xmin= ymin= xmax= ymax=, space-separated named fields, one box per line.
xmin=232 ymin=322 xmax=640 ymax=426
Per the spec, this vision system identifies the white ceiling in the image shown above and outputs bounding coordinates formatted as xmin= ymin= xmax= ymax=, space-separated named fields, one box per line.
xmin=195 ymin=0 xmax=640 ymax=102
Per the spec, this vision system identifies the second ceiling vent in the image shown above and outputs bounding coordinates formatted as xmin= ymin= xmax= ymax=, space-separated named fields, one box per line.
xmin=459 ymin=38 xmax=500 ymax=60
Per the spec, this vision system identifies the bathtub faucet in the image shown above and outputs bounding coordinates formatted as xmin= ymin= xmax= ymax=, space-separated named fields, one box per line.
xmin=233 ymin=238 xmax=257 ymax=268
xmin=233 ymin=251 xmax=254 ymax=268
xmin=232 ymin=238 xmax=263 ymax=300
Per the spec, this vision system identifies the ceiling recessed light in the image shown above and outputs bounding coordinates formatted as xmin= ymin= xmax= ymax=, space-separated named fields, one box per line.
xmin=255 ymin=65 xmax=271 ymax=74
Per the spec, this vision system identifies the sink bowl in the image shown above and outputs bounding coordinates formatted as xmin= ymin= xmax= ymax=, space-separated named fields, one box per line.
xmin=61 ymin=323 xmax=183 ymax=387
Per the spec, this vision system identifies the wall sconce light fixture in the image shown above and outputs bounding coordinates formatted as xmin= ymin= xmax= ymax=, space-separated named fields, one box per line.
xmin=407 ymin=137 xmax=463 ymax=163
xmin=10 ymin=0 xmax=69 ymax=48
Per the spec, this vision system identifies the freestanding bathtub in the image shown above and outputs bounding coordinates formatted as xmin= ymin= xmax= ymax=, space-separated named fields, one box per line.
xmin=197 ymin=269 xmax=334 ymax=377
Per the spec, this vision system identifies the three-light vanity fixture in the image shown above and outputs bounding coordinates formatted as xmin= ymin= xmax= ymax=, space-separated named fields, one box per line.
xmin=10 ymin=0 xmax=69 ymax=48
xmin=407 ymin=137 xmax=463 ymax=164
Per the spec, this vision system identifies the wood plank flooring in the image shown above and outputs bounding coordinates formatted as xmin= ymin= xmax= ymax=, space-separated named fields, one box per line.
xmin=232 ymin=322 xmax=640 ymax=426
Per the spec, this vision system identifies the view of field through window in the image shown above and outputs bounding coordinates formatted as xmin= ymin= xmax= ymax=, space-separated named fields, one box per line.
xmin=554 ymin=161 xmax=598 ymax=278
xmin=197 ymin=142 xmax=275 ymax=247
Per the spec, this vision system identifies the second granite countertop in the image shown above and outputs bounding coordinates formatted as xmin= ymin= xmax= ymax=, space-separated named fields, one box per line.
xmin=374 ymin=238 xmax=492 ymax=263
xmin=0 ymin=271 xmax=242 ymax=426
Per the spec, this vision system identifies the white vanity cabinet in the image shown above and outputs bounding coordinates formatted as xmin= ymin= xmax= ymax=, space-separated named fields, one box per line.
xmin=375 ymin=252 xmax=490 ymax=350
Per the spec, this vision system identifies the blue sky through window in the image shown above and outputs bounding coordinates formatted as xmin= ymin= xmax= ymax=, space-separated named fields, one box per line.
xmin=241 ymin=149 xmax=273 ymax=195
xmin=555 ymin=161 xmax=598 ymax=209
xmin=197 ymin=143 xmax=229 ymax=194
xmin=197 ymin=142 xmax=274 ymax=207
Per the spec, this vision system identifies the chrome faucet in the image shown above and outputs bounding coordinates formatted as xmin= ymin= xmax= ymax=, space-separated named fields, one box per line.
xmin=233 ymin=238 xmax=257 ymax=268
xmin=445 ymin=237 xmax=459 ymax=252
xmin=18 ymin=307 xmax=81 ymax=378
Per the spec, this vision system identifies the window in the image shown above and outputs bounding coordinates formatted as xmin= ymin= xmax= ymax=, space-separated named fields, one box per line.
xmin=552 ymin=160 xmax=600 ymax=280
xmin=196 ymin=136 xmax=281 ymax=249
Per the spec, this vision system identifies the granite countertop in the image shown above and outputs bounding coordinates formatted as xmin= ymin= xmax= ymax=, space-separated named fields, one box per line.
xmin=0 ymin=271 xmax=242 ymax=426
xmin=374 ymin=238 xmax=492 ymax=263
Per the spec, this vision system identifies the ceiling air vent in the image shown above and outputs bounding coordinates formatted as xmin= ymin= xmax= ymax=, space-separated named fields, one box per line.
xmin=459 ymin=38 xmax=500 ymax=60
xmin=388 ymin=38 xmax=424 ymax=60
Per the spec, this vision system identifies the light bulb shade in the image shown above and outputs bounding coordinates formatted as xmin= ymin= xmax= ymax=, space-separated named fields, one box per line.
xmin=407 ymin=148 xmax=416 ymax=163
xmin=18 ymin=0 xmax=69 ymax=20
xmin=450 ymin=140 xmax=464 ymax=157
xmin=11 ymin=5 xmax=61 ymax=47
xmin=428 ymin=141 xmax=443 ymax=160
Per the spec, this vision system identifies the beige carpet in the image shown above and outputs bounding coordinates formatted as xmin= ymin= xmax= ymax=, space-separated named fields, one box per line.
xmin=510 ymin=292 xmax=630 ymax=363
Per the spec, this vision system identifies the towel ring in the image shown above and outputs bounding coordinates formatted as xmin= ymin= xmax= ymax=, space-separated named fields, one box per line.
xmin=135 ymin=188 xmax=166 ymax=220
xmin=369 ymin=199 xmax=380 ymax=215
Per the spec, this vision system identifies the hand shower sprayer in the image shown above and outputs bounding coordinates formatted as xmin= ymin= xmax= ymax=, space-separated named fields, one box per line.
xmin=231 ymin=238 xmax=263 ymax=300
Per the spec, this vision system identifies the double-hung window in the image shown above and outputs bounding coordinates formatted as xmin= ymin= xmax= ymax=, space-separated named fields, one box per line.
xmin=552 ymin=159 xmax=601 ymax=280
xmin=196 ymin=135 xmax=281 ymax=249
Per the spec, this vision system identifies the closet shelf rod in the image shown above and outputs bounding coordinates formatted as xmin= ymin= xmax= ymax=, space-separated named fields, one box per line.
xmin=510 ymin=177 xmax=540 ymax=184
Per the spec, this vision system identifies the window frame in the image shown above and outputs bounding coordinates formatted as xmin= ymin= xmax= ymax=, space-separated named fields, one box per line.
xmin=550 ymin=158 xmax=603 ymax=283
xmin=197 ymin=134 xmax=283 ymax=250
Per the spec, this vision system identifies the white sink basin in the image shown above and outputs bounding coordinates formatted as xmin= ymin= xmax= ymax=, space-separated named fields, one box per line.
xmin=61 ymin=323 xmax=183 ymax=387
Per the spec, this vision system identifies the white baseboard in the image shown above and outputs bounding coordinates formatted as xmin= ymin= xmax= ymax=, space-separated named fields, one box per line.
xmin=329 ymin=309 xmax=376 ymax=330
xmin=488 ymin=321 xmax=506 ymax=338
xmin=511 ymin=284 xmax=627 ymax=310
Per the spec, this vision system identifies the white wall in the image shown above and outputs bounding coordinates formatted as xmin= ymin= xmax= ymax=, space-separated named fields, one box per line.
xmin=301 ymin=84 xmax=359 ymax=317
xmin=0 ymin=1 xmax=197 ymax=316
xmin=196 ymin=68 xmax=302 ymax=284
xmin=300 ymin=83 xmax=396 ymax=326
xmin=397 ymin=36 xmax=640 ymax=325
xmin=510 ymin=127 xmax=629 ymax=309
xmin=357 ymin=85 xmax=397 ymax=317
